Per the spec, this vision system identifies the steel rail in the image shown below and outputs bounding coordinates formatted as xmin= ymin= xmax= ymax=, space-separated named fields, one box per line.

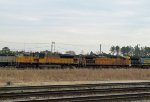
xmin=1 ymin=86 xmax=150 ymax=99
xmin=16 ymin=92 xmax=150 ymax=102
xmin=1 ymin=82 xmax=150 ymax=92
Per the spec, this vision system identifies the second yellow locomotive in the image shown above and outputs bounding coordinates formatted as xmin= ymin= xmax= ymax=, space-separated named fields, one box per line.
xmin=15 ymin=54 xmax=131 ymax=68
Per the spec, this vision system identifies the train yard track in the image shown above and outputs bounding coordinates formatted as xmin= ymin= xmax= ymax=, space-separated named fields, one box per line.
xmin=1 ymin=81 xmax=150 ymax=102
xmin=17 ymin=92 xmax=150 ymax=102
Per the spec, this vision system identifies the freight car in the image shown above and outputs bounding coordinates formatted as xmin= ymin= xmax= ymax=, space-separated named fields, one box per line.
xmin=139 ymin=58 xmax=150 ymax=68
xmin=130 ymin=57 xmax=150 ymax=68
xmin=131 ymin=57 xmax=140 ymax=67
xmin=0 ymin=55 xmax=16 ymax=67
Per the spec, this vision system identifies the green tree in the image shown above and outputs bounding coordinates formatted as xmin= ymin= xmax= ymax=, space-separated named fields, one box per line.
xmin=110 ymin=46 xmax=115 ymax=55
xmin=144 ymin=47 xmax=150 ymax=57
xmin=1 ymin=47 xmax=12 ymax=55
xmin=134 ymin=45 xmax=140 ymax=57
xmin=121 ymin=47 xmax=126 ymax=55
xmin=115 ymin=46 xmax=120 ymax=56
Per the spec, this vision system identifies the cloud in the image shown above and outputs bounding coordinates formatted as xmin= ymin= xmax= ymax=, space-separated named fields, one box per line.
xmin=2 ymin=13 xmax=40 ymax=21
xmin=0 ymin=0 xmax=150 ymax=53
xmin=114 ymin=0 xmax=143 ymax=5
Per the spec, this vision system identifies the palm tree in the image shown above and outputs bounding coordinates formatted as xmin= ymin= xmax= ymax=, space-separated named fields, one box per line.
xmin=115 ymin=46 xmax=120 ymax=56
xmin=110 ymin=46 xmax=115 ymax=55
xmin=121 ymin=47 xmax=126 ymax=55
xmin=134 ymin=45 xmax=140 ymax=57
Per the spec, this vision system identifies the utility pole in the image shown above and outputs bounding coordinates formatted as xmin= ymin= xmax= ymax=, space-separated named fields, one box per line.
xmin=53 ymin=42 xmax=55 ymax=52
xmin=100 ymin=44 xmax=102 ymax=55
xmin=51 ymin=42 xmax=53 ymax=53
xmin=24 ymin=42 xmax=26 ymax=53
xmin=51 ymin=42 xmax=55 ymax=53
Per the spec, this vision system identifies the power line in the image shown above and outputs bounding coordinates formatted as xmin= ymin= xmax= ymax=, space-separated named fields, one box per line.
xmin=0 ymin=41 xmax=50 ymax=44
xmin=0 ymin=40 xmax=100 ymax=53
xmin=56 ymin=42 xmax=90 ymax=47
xmin=0 ymin=40 xmax=96 ymax=47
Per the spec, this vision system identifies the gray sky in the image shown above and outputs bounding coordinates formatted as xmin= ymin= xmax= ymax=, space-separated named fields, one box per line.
xmin=0 ymin=0 xmax=150 ymax=54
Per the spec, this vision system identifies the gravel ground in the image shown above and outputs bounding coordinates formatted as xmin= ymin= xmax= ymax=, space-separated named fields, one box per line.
xmin=1 ymin=80 xmax=150 ymax=87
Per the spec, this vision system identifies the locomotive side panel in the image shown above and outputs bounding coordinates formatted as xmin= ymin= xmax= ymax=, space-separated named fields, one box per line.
xmin=39 ymin=57 xmax=74 ymax=64
xmin=0 ymin=56 xmax=16 ymax=66
xmin=95 ymin=58 xmax=113 ymax=65
xmin=16 ymin=56 xmax=35 ymax=63
xmin=47 ymin=57 xmax=74 ymax=64
xmin=140 ymin=58 xmax=150 ymax=65
xmin=16 ymin=56 xmax=39 ymax=67
xmin=95 ymin=57 xmax=131 ymax=66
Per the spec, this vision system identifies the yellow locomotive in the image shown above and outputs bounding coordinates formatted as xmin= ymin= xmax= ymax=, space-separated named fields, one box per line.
xmin=84 ymin=56 xmax=131 ymax=67
xmin=16 ymin=55 xmax=39 ymax=67
xmin=15 ymin=54 xmax=131 ymax=68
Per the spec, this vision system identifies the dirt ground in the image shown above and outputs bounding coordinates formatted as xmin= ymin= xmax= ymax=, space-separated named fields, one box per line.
xmin=0 ymin=68 xmax=150 ymax=86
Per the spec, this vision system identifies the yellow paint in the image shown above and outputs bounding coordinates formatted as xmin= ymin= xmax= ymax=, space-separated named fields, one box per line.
xmin=39 ymin=57 xmax=74 ymax=64
xmin=16 ymin=56 xmax=38 ymax=63
xmin=95 ymin=58 xmax=131 ymax=65
xmin=144 ymin=60 xmax=150 ymax=63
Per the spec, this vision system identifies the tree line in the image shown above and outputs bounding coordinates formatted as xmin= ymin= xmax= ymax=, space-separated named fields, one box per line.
xmin=1 ymin=45 xmax=150 ymax=57
xmin=110 ymin=45 xmax=150 ymax=57
xmin=0 ymin=47 xmax=60 ymax=56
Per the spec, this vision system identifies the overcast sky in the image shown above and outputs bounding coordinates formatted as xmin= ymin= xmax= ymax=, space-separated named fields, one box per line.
xmin=0 ymin=0 xmax=150 ymax=54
